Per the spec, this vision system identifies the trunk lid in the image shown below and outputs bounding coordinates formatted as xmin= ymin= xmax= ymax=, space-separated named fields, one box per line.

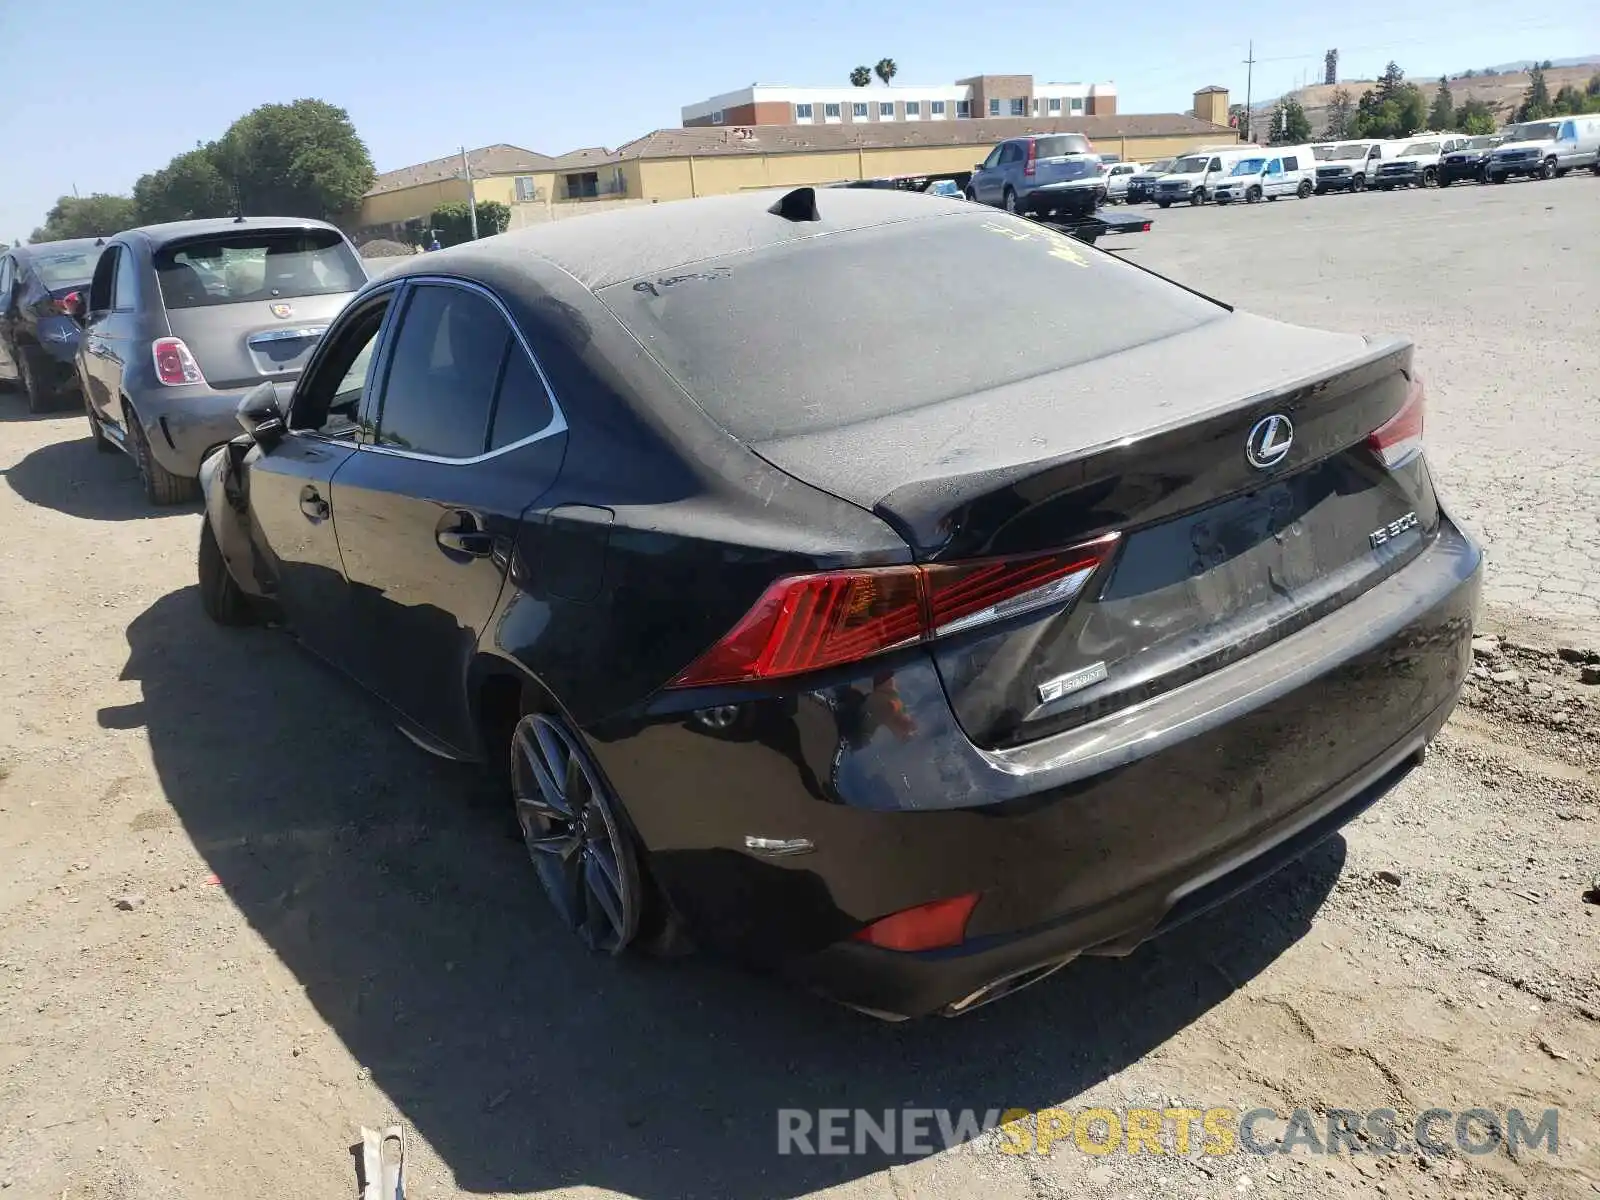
xmin=750 ymin=313 xmax=1437 ymax=749
xmin=164 ymin=293 xmax=354 ymax=389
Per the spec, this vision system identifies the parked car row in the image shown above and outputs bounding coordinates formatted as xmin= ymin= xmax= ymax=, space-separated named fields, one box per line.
xmin=1 ymin=216 xmax=370 ymax=503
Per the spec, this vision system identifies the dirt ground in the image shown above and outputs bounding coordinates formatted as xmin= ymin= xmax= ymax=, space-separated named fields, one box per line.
xmin=1 ymin=185 xmax=1598 ymax=1200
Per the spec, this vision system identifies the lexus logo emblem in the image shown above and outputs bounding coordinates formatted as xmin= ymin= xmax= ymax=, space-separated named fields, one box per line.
xmin=1246 ymin=414 xmax=1294 ymax=469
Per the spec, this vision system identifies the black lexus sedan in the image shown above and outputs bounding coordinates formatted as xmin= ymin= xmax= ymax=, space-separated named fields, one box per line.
xmin=198 ymin=187 xmax=1481 ymax=1020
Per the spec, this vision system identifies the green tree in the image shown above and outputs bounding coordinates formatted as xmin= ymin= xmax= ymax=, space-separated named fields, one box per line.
xmin=1270 ymin=98 xmax=1312 ymax=143
xmin=849 ymin=65 xmax=871 ymax=88
xmin=873 ymin=58 xmax=897 ymax=86
xmin=427 ymin=200 xmax=510 ymax=247
xmin=1516 ymin=66 xmax=1552 ymax=120
xmin=1455 ymin=98 xmax=1498 ymax=134
xmin=1587 ymin=71 xmax=1600 ymax=98
xmin=215 ymin=99 xmax=375 ymax=220
xmin=1323 ymin=87 xmax=1354 ymax=139
xmin=133 ymin=147 xmax=234 ymax=224
xmin=1552 ymin=84 xmax=1585 ymax=114
xmin=1375 ymin=61 xmax=1407 ymax=103
xmin=1538 ymin=60 xmax=1553 ymax=71
xmin=1428 ymin=76 xmax=1454 ymax=130
xmin=29 ymin=193 xmax=138 ymax=242
xmin=1352 ymin=81 xmax=1426 ymax=139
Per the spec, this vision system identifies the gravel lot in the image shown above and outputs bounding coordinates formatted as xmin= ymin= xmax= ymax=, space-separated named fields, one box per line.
xmin=0 ymin=179 xmax=1597 ymax=1200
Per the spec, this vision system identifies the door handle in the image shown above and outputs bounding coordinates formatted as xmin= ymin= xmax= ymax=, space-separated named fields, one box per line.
xmin=299 ymin=486 xmax=330 ymax=521
xmin=436 ymin=529 xmax=495 ymax=557
xmin=435 ymin=510 xmax=494 ymax=558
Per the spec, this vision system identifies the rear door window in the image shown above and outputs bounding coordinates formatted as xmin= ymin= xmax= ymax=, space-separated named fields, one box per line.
xmin=112 ymin=248 xmax=138 ymax=311
xmin=154 ymin=229 xmax=364 ymax=310
xmin=374 ymin=283 xmax=509 ymax=459
xmin=1033 ymin=135 xmax=1091 ymax=159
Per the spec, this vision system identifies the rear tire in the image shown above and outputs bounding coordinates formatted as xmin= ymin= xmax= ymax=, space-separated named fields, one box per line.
xmin=128 ymin=405 xmax=199 ymax=506
xmin=198 ymin=520 xmax=256 ymax=627
xmin=18 ymin=344 xmax=55 ymax=415
xmin=84 ymin=389 xmax=114 ymax=453
xmin=1157 ymin=199 xmax=1172 ymax=209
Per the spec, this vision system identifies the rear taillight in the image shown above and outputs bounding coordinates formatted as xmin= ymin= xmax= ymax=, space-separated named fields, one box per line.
xmin=1024 ymin=139 xmax=1038 ymax=177
xmin=152 ymin=337 xmax=205 ymax=387
xmin=668 ymin=534 xmax=1118 ymax=688
xmin=852 ymin=893 xmax=979 ymax=952
xmin=1368 ymin=374 xmax=1425 ymax=469
xmin=48 ymin=291 xmax=81 ymax=315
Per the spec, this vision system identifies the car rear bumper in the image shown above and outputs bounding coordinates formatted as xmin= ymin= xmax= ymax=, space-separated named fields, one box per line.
xmin=590 ymin=514 xmax=1481 ymax=1018
xmin=132 ymin=384 xmax=254 ymax=477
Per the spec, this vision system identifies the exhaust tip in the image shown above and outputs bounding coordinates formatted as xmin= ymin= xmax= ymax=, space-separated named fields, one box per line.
xmin=940 ymin=959 xmax=1072 ymax=1017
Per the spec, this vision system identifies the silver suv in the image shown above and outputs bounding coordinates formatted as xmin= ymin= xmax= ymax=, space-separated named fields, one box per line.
xmin=965 ymin=134 xmax=1101 ymax=216
xmin=74 ymin=217 xmax=368 ymax=504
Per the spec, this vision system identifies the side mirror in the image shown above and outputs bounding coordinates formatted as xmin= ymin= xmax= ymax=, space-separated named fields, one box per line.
xmin=974 ymin=163 xmax=985 ymax=172
xmin=236 ymin=380 xmax=286 ymax=447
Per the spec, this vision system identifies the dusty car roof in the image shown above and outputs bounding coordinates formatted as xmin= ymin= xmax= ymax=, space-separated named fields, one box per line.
xmin=122 ymin=216 xmax=344 ymax=250
xmin=398 ymin=188 xmax=964 ymax=293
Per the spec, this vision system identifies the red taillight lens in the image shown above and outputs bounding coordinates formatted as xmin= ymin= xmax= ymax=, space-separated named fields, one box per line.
xmin=852 ymin=893 xmax=980 ymax=952
xmin=49 ymin=291 xmax=81 ymax=315
xmin=1024 ymin=139 xmax=1038 ymax=177
xmin=1368 ymin=374 xmax=1425 ymax=469
xmin=668 ymin=534 xmax=1118 ymax=688
xmin=152 ymin=337 xmax=205 ymax=386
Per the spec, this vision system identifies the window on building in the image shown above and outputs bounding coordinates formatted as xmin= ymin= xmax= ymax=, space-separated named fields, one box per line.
xmin=988 ymin=98 xmax=1000 ymax=117
xmin=853 ymin=101 xmax=869 ymax=119
xmin=956 ymin=99 xmax=970 ymax=118
xmin=879 ymin=101 xmax=894 ymax=118
xmin=1048 ymin=97 xmax=1062 ymax=115
xmin=824 ymin=102 xmax=841 ymax=121
xmin=513 ymin=175 xmax=537 ymax=202
xmin=1009 ymin=98 xmax=1026 ymax=116
xmin=931 ymin=100 xmax=946 ymax=117
xmin=905 ymin=101 xmax=920 ymax=118
xmin=565 ymin=171 xmax=600 ymax=199
xmin=711 ymin=109 xmax=725 ymax=125
xmin=795 ymin=102 xmax=814 ymax=121
xmin=1032 ymin=99 xmax=1040 ymax=115
xmin=1070 ymin=97 xmax=1084 ymax=114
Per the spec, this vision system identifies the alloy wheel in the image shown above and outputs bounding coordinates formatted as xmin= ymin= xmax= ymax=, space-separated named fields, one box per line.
xmin=511 ymin=713 xmax=640 ymax=954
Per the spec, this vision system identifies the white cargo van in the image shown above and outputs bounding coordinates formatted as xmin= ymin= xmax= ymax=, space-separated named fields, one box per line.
xmin=1374 ymin=135 xmax=1472 ymax=189
xmin=1312 ymin=140 xmax=1407 ymax=193
xmin=1151 ymin=145 xmax=1264 ymax=207
xmin=1212 ymin=146 xmax=1319 ymax=203
xmin=1487 ymin=115 xmax=1600 ymax=181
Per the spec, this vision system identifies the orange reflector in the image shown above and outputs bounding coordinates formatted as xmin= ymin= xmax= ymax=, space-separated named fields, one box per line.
xmin=851 ymin=893 xmax=980 ymax=952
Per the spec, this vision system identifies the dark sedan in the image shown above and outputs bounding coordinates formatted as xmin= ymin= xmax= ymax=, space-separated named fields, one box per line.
xmin=0 ymin=239 xmax=104 ymax=411
xmin=198 ymin=187 xmax=1481 ymax=1020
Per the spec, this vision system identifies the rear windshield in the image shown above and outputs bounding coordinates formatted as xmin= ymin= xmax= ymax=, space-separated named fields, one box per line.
xmin=1034 ymin=135 xmax=1091 ymax=159
xmin=31 ymin=248 xmax=102 ymax=289
xmin=601 ymin=212 xmax=1226 ymax=442
xmin=154 ymin=229 xmax=364 ymax=309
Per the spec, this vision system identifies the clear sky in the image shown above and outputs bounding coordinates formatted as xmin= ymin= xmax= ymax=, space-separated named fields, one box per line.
xmin=1 ymin=0 xmax=1594 ymax=241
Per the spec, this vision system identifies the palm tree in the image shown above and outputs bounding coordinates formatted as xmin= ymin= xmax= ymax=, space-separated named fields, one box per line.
xmin=874 ymin=58 xmax=898 ymax=87
xmin=849 ymin=65 xmax=872 ymax=88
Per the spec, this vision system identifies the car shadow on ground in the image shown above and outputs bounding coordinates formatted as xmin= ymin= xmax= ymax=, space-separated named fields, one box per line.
xmin=0 ymin=387 xmax=82 ymax=423
xmin=1 ymin=421 xmax=193 ymax=520
xmin=109 ymin=586 xmax=1347 ymax=1200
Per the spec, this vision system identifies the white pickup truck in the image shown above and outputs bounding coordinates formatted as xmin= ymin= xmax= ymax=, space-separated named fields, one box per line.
xmin=1373 ymin=135 xmax=1472 ymax=189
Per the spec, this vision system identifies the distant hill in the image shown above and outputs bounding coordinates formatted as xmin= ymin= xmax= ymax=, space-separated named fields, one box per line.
xmin=1480 ymin=56 xmax=1600 ymax=73
xmin=1268 ymin=62 xmax=1600 ymax=137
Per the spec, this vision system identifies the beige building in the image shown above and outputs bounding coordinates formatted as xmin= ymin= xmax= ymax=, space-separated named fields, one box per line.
xmin=356 ymin=91 xmax=1238 ymax=234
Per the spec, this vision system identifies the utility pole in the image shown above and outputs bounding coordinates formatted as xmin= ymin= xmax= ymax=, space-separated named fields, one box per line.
xmin=1242 ymin=40 xmax=1257 ymax=143
xmin=459 ymin=146 xmax=480 ymax=241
